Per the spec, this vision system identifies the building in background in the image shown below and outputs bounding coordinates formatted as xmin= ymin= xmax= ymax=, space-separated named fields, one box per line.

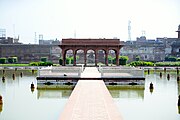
xmin=170 ymin=25 xmax=180 ymax=57
xmin=0 ymin=25 xmax=180 ymax=64
xmin=0 ymin=37 xmax=61 ymax=63
xmin=0 ymin=36 xmax=21 ymax=44
xmin=120 ymin=25 xmax=180 ymax=62
xmin=39 ymin=39 xmax=60 ymax=45
xmin=120 ymin=36 xmax=165 ymax=62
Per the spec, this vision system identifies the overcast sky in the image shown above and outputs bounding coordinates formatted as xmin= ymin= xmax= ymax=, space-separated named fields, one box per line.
xmin=0 ymin=0 xmax=180 ymax=43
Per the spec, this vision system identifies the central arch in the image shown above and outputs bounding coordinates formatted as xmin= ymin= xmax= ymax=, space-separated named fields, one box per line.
xmin=86 ymin=49 xmax=95 ymax=66
xmin=76 ymin=49 xmax=84 ymax=65
xmin=59 ymin=38 xmax=123 ymax=66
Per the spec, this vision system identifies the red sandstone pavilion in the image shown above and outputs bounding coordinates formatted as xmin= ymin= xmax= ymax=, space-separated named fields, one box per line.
xmin=59 ymin=38 xmax=123 ymax=66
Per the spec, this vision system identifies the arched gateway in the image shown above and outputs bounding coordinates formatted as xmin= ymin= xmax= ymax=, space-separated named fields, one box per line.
xmin=59 ymin=38 xmax=123 ymax=66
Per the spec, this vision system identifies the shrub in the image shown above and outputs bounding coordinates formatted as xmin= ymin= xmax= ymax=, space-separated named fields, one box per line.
xmin=41 ymin=57 xmax=48 ymax=62
xmin=135 ymin=56 xmax=140 ymax=61
xmin=112 ymin=57 xmax=116 ymax=64
xmin=29 ymin=61 xmax=53 ymax=66
xmin=119 ymin=56 xmax=129 ymax=65
xmin=66 ymin=57 xmax=70 ymax=64
xmin=177 ymin=58 xmax=180 ymax=61
xmin=29 ymin=62 xmax=39 ymax=66
xmin=59 ymin=58 xmax=63 ymax=65
xmin=0 ymin=58 xmax=6 ymax=64
xmin=165 ymin=56 xmax=177 ymax=62
xmin=129 ymin=61 xmax=154 ymax=67
xmin=108 ymin=56 xmax=113 ymax=64
xmin=43 ymin=61 xmax=53 ymax=66
xmin=70 ymin=57 xmax=74 ymax=64
xmin=155 ymin=62 xmax=180 ymax=66
xmin=8 ymin=57 xmax=18 ymax=63
xmin=13 ymin=57 xmax=18 ymax=63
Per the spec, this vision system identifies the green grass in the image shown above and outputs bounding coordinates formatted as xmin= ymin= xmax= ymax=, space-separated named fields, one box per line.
xmin=0 ymin=64 xmax=29 ymax=67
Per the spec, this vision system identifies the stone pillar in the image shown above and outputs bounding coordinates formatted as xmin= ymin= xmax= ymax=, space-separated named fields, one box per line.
xmin=62 ymin=50 xmax=66 ymax=66
xmin=73 ymin=50 xmax=76 ymax=66
xmin=116 ymin=50 xmax=119 ymax=66
xmin=95 ymin=50 xmax=97 ymax=66
xmin=84 ymin=50 xmax=87 ymax=66
xmin=105 ymin=50 xmax=108 ymax=66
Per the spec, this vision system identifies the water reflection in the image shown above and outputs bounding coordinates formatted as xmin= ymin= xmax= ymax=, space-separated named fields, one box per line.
xmin=0 ymin=70 xmax=70 ymax=120
xmin=0 ymin=95 xmax=2 ymax=112
xmin=177 ymin=78 xmax=180 ymax=114
xmin=37 ymin=85 xmax=74 ymax=99
xmin=149 ymin=88 xmax=153 ymax=93
xmin=107 ymin=85 xmax=144 ymax=99
xmin=112 ymin=71 xmax=180 ymax=120
xmin=178 ymin=81 xmax=180 ymax=96
xmin=1 ymin=69 xmax=180 ymax=120
xmin=0 ymin=105 xmax=2 ymax=112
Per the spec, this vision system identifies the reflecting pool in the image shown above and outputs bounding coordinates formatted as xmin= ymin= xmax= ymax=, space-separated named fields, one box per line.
xmin=0 ymin=69 xmax=180 ymax=120
xmin=109 ymin=71 xmax=180 ymax=120
xmin=0 ymin=70 xmax=72 ymax=120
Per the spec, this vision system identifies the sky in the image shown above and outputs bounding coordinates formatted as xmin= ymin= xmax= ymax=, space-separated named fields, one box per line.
xmin=0 ymin=0 xmax=180 ymax=44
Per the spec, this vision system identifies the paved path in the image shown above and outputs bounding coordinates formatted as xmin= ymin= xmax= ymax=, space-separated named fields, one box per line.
xmin=59 ymin=67 xmax=123 ymax=120
xmin=81 ymin=67 xmax=101 ymax=78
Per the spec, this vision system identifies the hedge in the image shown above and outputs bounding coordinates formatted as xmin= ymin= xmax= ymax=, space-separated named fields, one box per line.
xmin=155 ymin=62 xmax=180 ymax=66
xmin=130 ymin=61 xmax=154 ymax=66
xmin=165 ymin=56 xmax=177 ymax=62
xmin=29 ymin=61 xmax=53 ymax=66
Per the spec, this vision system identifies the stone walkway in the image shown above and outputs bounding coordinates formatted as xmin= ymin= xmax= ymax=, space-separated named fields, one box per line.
xmin=59 ymin=67 xmax=123 ymax=120
xmin=81 ymin=67 xmax=101 ymax=78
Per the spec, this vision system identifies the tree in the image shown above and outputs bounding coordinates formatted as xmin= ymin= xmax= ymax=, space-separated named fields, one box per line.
xmin=70 ymin=57 xmax=74 ymax=64
xmin=135 ymin=56 xmax=140 ymax=61
xmin=108 ymin=56 xmax=113 ymax=64
xmin=59 ymin=58 xmax=63 ymax=65
xmin=165 ymin=56 xmax=177 ymax=62
xmin=41 ymin=57 xmax=48 ymax=62
xmin=0 ymin=58 xmax=6 ymax=64
xmin=8 ymin=57 xmax=18 ymax=63
xmin=177 ymin=58 xmax=180 ymax=61
xmin=112 ymin=57 xmax=116 ymax=64
xmin=66 ymin=57 xmax=70 ymax=64
xmin=119 ymin=56 xmax=129 ymax=65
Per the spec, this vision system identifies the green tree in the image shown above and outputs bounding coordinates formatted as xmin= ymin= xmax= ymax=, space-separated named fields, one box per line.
xmin=59 ymin=58 xmax=63 ymax=65
xmin=177 ymin=58 xmax=180 ymax=61
xmin=14 ymin=57 xmax=18 ymax=63
xmin=112 ymin=57 xmax=116 ymax=64
xmin=66 ymin=57 xmax=70 ymax=64
xmin=119 ymin=56 xmax=129 ymax=65
xmin=0 ymin=58 xmax=6 ymax=64
xmin=108 ymin=56 xmax=113 ymax=64
xmin=41 ymin=57 xmax=48 ymax=62
xmin=70 ymin=57 xmax=74 ymax=64
xmin=8 ymin=57 xmax=18 ymax=63
xmin=135 ymin=56 xmax=140 ymax=61
xmin=165 ymin=56 xmax=177 ymax=62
